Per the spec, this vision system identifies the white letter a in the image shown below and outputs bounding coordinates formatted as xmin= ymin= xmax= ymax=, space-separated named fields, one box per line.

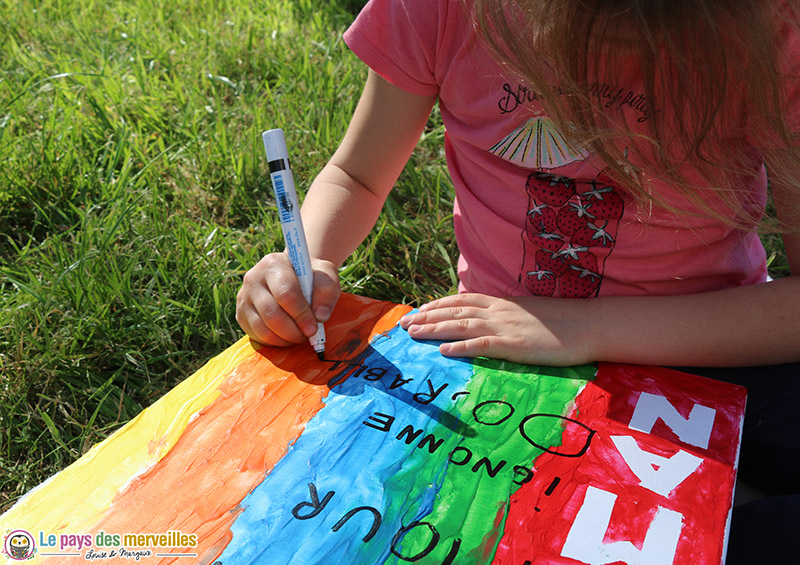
xmin=561 ymin=486 xmax=683 ymax=565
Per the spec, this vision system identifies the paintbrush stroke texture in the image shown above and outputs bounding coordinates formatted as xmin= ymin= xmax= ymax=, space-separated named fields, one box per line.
xmin=1 ymin=294 xmax=746 ymax=565
xmin=2 ymin=336 xmax=258 ymax=536
xmin=2 ymin=295 xmax=402 ymax=562
xmin=214 ymin=323 xmax=593 ymax=564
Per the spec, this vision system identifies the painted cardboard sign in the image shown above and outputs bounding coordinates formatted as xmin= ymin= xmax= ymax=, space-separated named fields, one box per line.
xmin=1 ymin=293 xmax=746 ymax=564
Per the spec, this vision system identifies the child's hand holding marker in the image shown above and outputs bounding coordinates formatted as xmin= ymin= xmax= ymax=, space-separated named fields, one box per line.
xmin=236 ymin=250 xmax=339 ymax=350
xmin=236 ymin=129 xmax=341 ymax=358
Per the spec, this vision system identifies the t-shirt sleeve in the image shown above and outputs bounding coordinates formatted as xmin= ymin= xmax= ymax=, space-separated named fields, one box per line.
xmin=343 ymin=0 xmax=444 ymax=97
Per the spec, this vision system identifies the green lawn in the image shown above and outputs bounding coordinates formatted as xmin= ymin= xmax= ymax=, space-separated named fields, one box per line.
xmin=0 ymin=0 xmax=456 ymax=511
xmin=0 ymin=0 xmax=789 ymax=512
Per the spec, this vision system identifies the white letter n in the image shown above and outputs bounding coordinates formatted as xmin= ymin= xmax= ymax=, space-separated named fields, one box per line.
xmin=629 ymin=392 xmax=716 ymax=449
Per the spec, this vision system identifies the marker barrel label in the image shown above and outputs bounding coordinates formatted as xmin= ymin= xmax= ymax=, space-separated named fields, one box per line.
xmin=270 ymin=170 xmax=313 ymax=301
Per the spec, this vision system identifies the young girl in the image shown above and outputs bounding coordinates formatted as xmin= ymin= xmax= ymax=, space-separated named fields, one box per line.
xmin=237 ymin=0 xmax=799 ymax=560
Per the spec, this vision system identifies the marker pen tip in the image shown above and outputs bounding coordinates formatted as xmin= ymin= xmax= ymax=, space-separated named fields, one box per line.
xmin=317 ymin=352 xmax=326 ymax=361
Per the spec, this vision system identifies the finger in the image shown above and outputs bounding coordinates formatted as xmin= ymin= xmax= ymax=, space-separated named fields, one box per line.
xmin=238 ymin=254 xmax=314 ymax=342
xmin=407 ymin=320 xmax=509 ymax=360
xmin=236 ymin=281 xmax=307 ymax=345
xmin=252 ymin=294 xmax=311 ymax=343
xmin=259 ymin=254 xmax=319 ymax=338
xmin=310 ymin=260 xmax=341 ymax=322
xmin=405 ymin=317 xmax=488 ymax=342
xmin=402 ymin=294 xmax=492 ymax=328
xmin=400 ymin=304 xmax=486 ymax=330
xmin=236 ymin=305 xmax=297 ymax=347
xmin=440 ymin=333 xmax=583 ymax=367
xmin=418 ymin=293 xmax=494 ymax=312
xmin=235 ymin=284 xmax=295 ymax=346
xmin=439 ymin=336 xmax=502 ymax=359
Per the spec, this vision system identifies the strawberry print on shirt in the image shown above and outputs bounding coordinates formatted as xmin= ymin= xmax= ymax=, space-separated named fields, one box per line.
xmin=489 ymin=110 xmax=625 ymax=299
xmin=521 ymin=170 xmax=624 ymax=298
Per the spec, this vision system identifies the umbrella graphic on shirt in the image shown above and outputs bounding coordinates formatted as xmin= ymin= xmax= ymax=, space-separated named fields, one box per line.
xmin=490 ymin=117 xmax=588 ymax=169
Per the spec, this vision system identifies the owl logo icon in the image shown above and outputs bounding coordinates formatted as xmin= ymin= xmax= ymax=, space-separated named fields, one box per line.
xmin=2 ymin=529 xmax=36 ymax=561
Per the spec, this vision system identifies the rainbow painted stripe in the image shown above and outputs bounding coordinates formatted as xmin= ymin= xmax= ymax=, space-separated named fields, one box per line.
xmin=1 ymin=294 xmax=745 ymax=564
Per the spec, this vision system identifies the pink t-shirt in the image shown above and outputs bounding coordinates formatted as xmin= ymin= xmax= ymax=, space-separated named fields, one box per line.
xmin=344 ymin=0 xmax=779 ymax=299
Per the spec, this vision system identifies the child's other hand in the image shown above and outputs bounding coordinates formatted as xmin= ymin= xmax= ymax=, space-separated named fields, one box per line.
xmin=399 ymin=293 xmax=599 ymax=367
xmin=236 ymin=252 xmax=340 ymax=346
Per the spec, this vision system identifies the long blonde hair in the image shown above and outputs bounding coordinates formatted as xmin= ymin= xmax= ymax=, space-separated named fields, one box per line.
xmin=473 ymin=0 xmax=800 ymax=230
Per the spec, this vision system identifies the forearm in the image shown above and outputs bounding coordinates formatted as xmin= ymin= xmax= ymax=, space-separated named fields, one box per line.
xmin=298 ymin=70 xmax=437 ymax=268
xmin=402 ymin=276 xmax=800 ymax=367
xmin=592 ymin=276 xmax=800 ymax=366
xmin=300 ymin=162 xmax=387 ymax=267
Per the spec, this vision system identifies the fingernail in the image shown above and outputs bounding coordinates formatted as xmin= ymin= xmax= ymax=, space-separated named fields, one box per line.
xmin=314 ymin=306 xmax=332 ymax=322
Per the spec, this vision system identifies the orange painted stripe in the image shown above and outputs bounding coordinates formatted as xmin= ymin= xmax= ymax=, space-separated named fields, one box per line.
xmin=29 ymin=295 xmax=409 ymax=564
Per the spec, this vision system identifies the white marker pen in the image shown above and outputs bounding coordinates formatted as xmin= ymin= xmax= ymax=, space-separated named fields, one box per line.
xmin=262 ymin=128 xmax=326 ymax=360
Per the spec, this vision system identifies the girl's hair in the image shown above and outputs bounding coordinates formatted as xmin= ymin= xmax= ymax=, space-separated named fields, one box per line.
xmin=473 ymin=0 xmax=800 ymax=231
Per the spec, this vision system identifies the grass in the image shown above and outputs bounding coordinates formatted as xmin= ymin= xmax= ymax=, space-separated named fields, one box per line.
xmin=0 ymin=0 xmax=790 ymax=513
xmin=0 ymin=0 xmax=456 ymax=511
